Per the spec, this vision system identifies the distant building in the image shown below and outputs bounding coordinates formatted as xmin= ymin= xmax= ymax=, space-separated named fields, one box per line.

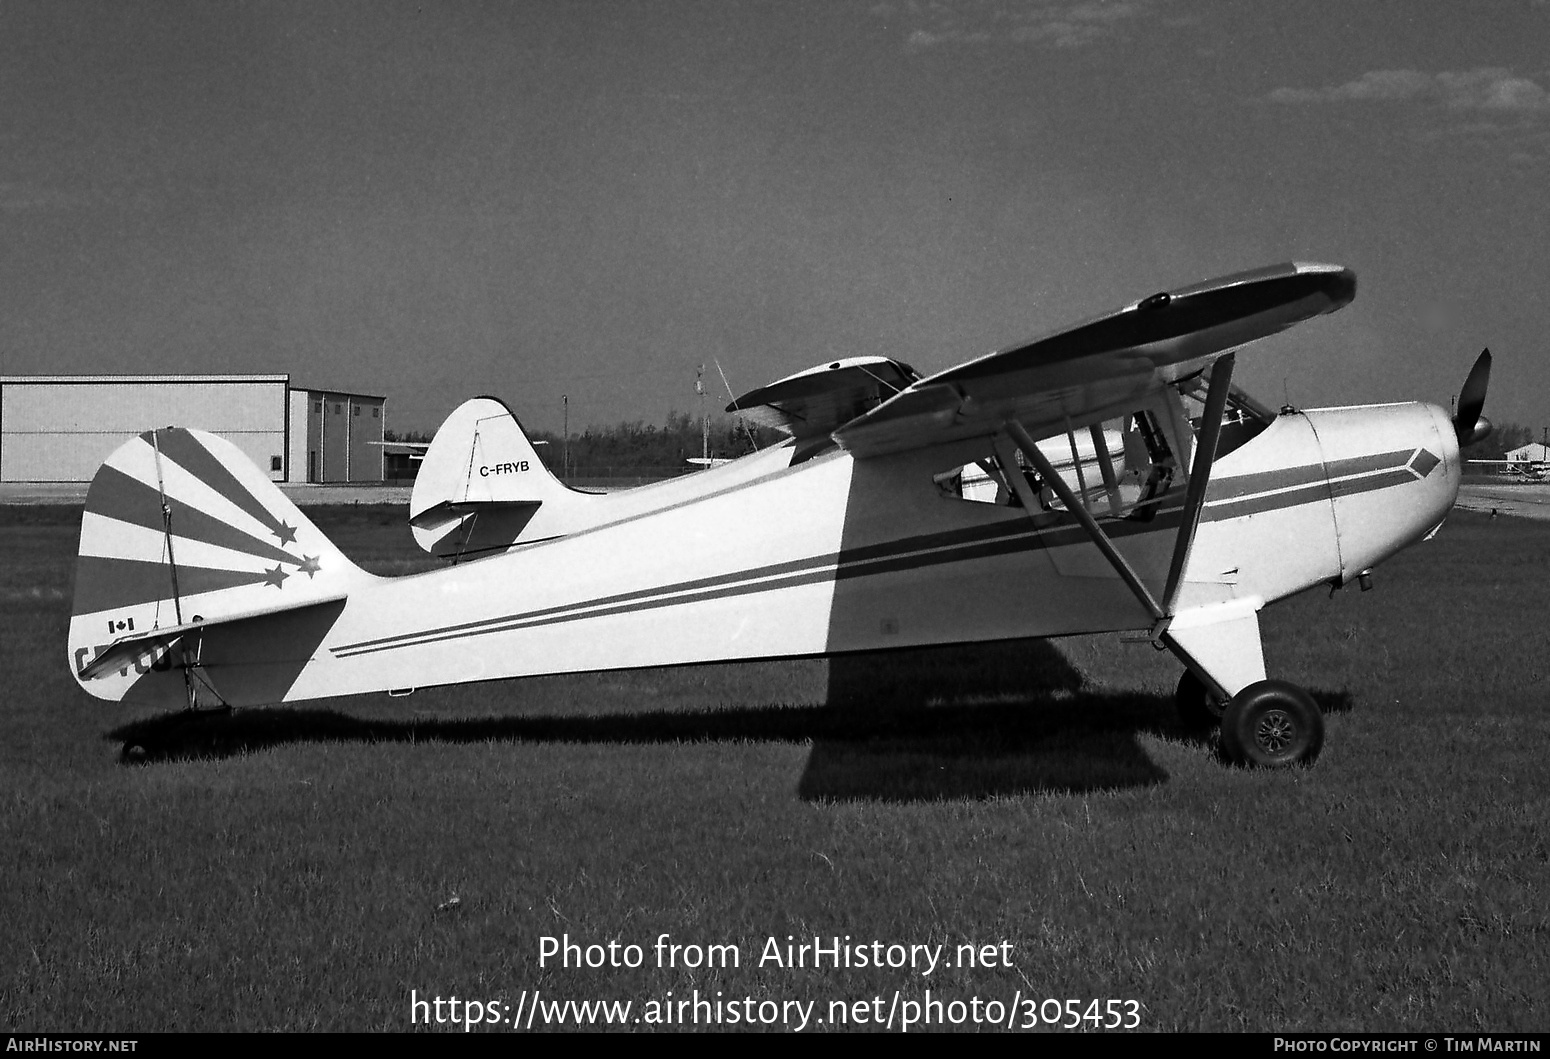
xmin=380 ymin=443 xmax=424 ymax=482
xmin=287 ymin=386 xmax=388 ymax=485
xmin=1504 ymin=442 xmax=1550 ymax=465
xmin=0 ymin=374 xmax=386 ymax=483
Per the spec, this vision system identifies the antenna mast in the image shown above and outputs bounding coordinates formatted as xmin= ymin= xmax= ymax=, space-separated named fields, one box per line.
xmin=697 ymin=365 xmax=708 ymax=465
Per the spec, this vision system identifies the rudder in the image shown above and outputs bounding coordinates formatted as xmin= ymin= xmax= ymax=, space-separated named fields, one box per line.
xmin=68 ymin=427 xmax=371 ymax=707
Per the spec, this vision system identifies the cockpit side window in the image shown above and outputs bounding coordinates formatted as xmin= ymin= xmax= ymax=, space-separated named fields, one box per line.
xmin=1179 ymin=376 xmax=1275 ymax=459
xmin=935 ymin=384 xmax=1206 ymax=522
xmin=936 ymin=377 xmax=1270 ymax=521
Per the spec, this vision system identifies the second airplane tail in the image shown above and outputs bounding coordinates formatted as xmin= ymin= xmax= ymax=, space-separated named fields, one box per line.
xmin=409 ymin=396 xmax=589 ymax=560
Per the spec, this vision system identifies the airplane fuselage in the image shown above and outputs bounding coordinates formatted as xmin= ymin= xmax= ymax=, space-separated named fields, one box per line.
xmin=81 ymin=399 xmax=1459 ymax=710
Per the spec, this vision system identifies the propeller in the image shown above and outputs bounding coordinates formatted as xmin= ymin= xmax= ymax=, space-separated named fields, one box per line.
xmin=1453 ymin=348 xmax=1493 ymax=446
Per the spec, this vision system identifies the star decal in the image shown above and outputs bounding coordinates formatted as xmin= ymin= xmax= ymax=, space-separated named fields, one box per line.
xmin=263 ymin=564 xmax=289 ymax=588
xmin=273 ymin=521 xmax=298 ymax=546
xmin=299 ymin=555 xmax=322 ymax=578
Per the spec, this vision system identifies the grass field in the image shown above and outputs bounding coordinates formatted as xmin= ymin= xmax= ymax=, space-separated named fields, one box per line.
xmin=1 ymin=504 xmax=1546 ymax=1032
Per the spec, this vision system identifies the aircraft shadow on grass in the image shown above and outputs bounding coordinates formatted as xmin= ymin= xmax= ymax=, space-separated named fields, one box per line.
xmin=107 ymin=639 xmax=1352 ymax=802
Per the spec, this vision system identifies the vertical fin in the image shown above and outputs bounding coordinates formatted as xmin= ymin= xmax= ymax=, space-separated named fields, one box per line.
xmin=69 ymin=427 xmax=369 ymax=705
xmin=409 ymin=396 xmax=596 ymax=559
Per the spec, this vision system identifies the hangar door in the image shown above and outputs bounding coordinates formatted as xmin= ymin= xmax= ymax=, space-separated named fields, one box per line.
xmin=0 ymin=377 xmax=289 ymax=483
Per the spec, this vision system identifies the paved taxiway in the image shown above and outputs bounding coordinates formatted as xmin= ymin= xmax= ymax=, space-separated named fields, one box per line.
xmin=1455 ymin=482 xmax=1550 ymax=521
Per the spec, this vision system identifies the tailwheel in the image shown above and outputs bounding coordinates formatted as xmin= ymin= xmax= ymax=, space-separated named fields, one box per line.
xmin=1219 ymin=679 xmax=1324 ymax=767
xmin=1175 ymin=669 xmax=1226 ymax=732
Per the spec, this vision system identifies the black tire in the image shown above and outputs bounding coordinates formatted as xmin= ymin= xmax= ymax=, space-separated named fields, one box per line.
xmin=1175 ymin=669 xmax=1226 ymax=732
xmin=1220 ymin=679 xmax=1324 ymax=767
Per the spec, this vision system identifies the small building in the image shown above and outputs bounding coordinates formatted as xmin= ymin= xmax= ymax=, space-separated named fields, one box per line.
xmin=0 ymin=374 xmax=386 ymax=484
xmin=1504 ymin=442 xmax=1550 ymax=466
xmin=287 ymin=387 xmax=387 ymax=485
xmin=380 ymin=443 xmax=424 ymax=482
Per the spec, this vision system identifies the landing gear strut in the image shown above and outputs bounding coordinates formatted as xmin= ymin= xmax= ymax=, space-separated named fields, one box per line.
xmin=1218 ymin=679 xmax=1324 ymax=767
xmin=1001 ymin=355 xmax=1328 ymax=769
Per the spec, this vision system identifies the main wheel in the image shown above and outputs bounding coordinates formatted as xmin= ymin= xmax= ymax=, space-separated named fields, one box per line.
xmin=1175 ymin=669 xmax=1226 ymax=732
xmin=1219 ymin=679 xmax=1324 ymax=767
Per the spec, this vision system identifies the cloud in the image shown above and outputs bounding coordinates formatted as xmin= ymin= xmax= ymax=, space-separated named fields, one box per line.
xmin=1269 ymin=67 xmax=1550 ymax=161
xmin=889 ymin=0 xmax=1153 ymax=52
xmin=1269 ymin=68 xmax=1550 ymax=113
xmin=905 ymin=27 xmax=993 ymax=49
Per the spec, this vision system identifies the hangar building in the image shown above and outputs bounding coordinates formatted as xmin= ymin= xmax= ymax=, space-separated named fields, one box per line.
xmin=0 ymin=374 xmax=386 ymax=484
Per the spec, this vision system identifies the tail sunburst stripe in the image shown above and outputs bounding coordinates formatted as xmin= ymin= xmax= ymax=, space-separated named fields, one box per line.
xmin=85 ymin=464 xmax=306 ymax=569
xmin=150 ymin=429 xmax=294 ymax=542
xmin=72 ymin=555 xmax=278 ymax=617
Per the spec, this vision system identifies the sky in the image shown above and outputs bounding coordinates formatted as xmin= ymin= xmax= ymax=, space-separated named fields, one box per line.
xmin=2 ymin=0 xmax=1546 ymax=437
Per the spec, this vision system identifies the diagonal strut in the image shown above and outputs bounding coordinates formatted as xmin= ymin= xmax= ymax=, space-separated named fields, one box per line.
xmin=1003 ymin=419 xmax=1165 ymax=623
xmin=1162 ymin=352 xmax=1235 ymax=613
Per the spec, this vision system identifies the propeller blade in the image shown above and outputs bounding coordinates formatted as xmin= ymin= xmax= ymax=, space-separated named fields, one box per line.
xmin=1453 ymin=348 xmax=1492 ymax=445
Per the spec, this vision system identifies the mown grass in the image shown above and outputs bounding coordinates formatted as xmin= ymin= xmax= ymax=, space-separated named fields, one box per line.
xmin=0 ymin=505 xmax=1545 ymax=1032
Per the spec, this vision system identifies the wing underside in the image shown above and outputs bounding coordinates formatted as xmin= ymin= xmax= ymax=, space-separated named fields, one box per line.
xmin=833 ymin=262 xmax=1356 ymax=457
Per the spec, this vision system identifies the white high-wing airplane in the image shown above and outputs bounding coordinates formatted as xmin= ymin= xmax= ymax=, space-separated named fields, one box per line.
xmin=67 ymin=263 xmax=1492 ymax=767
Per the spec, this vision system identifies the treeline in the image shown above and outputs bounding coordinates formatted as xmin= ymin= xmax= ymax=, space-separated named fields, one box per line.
xmin=388 ymin=411 xmax=786 ymax=477
xmin=527 ymin=412 xmax=784 ymax=477
xmin=1462 ymin=421 xmax=1543 ymax=463
xmin=529 ymin=412 xmax=786 ymax=478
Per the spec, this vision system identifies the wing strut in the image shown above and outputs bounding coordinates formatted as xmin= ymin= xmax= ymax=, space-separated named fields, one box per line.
xmin=1000 ymin=351 xmax=1236 ymax=634
xmin=1161 ymin=352 xmax=1235 ymax=612
xmin=1089 ymin=423 xmax=1124 ymax=517
xmin=1003 ymin=420 xmax=1165 ymax=624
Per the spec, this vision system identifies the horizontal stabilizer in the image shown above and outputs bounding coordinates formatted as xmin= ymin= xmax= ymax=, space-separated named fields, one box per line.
xmin=408 ymin=498 xmax=541 ymax=532
xmin=76 ymin=595 xmax=347 ymax=680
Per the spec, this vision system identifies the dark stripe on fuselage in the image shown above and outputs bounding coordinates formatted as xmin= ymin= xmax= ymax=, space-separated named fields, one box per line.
xmin=332 ymin=497 xmax=1208 ymax=659
xmin=331 ymin=500 xmax=1207 ymax=659
xmin=1202 ymin=471 xmax=1401 ymax=521
xmin=1207 ymin=448 xmax=1418 ymax=502
xmin=1203 ymin=449 xmax=1434 ymax=521
xmin=331 ymin=519 xmax=1057 ymax=658
xmin=1328 ymin=468 xmax=1420 ymax=499
xmin=329 ymin=445 xmax=1428 ymax=660
xmin=332 ymin=517 xmax=1046 ymax=656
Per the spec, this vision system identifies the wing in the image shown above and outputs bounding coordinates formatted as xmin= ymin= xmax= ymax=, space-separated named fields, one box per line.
xmin=833 ymin=262 xmax=1356 ymax=457
xmin=727 ymin=356 xmax=920 ymax=441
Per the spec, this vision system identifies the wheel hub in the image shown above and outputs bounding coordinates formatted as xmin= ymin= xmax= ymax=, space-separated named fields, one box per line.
xmin=1254 ymin=709 xmax=1296 ymax=754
